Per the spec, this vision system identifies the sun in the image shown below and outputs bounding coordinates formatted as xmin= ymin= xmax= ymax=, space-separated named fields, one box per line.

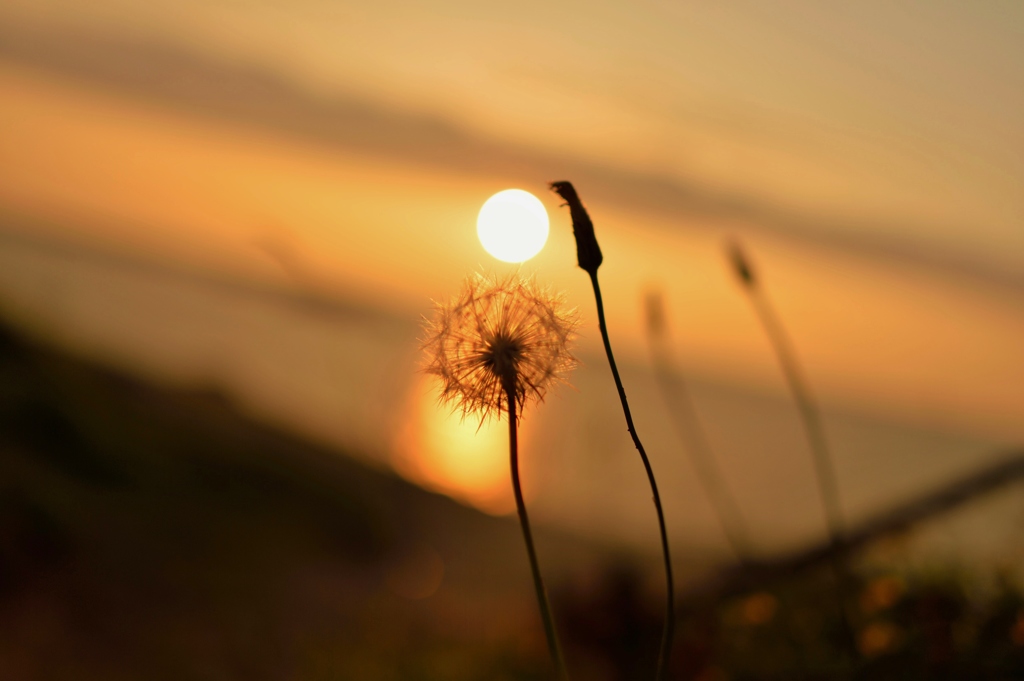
xmin=477 ymin=189 xmax=549 ymax=263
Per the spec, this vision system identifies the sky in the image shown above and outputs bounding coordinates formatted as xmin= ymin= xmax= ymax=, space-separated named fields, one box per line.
xmin=0 ymin=1 xmax=1022 ymax=556
xmin=3 ymin=0 xmax=1021 ymax=262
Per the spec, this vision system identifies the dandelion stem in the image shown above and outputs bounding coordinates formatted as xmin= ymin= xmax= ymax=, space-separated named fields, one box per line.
xmin=505 ymin=382 xmax=569 ymax=680
xmin=589 ymin=271 xmax=675 ymax=681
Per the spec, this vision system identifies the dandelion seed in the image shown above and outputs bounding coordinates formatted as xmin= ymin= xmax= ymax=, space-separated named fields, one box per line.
xmin=423 ymin=273 xmax=578 ymax=423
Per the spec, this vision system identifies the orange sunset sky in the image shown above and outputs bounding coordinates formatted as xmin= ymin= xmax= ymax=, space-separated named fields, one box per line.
xmin=1 ymin=1 xmax=1022 ymax=556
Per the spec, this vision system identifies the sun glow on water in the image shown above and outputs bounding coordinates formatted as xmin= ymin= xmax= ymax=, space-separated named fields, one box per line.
xmin=477 ymin=189 xmax=549 ymax=263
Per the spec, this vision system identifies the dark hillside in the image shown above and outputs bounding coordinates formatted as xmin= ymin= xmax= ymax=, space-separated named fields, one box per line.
xmin=0 ymin=318 xmax=603 ymax=680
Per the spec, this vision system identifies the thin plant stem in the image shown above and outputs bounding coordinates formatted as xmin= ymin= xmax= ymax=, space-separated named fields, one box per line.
xmin=729 ymin=243 xmax=859 ymax=665
xmin=550 ymin=180 xmax=674 ymax=678
xmin=645 ymin=292 xmax=753 ymax=562
xmin=589 ymin=271 xmax=675 ymax=681
xmin=747 ymin=288 xmax=844 ymax=541
xmin=505 ymin=381 xmax=569 ymax=681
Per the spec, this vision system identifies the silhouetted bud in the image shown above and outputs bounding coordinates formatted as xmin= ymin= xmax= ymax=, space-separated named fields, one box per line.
xmin=726 ymin=239 xmax=757 ymax=288
xmin=549 ymin=181 xmax=603 ymax=275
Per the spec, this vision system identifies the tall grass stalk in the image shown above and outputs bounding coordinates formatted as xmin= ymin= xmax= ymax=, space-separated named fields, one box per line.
xmin=551 ymin=181 xmax=675 ymax=681
xmin=726 ymin=239 xmax=859 ymax=663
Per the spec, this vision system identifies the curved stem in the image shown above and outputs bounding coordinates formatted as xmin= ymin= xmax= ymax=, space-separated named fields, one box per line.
xmin=749 ymin=289 xmax=844 ymax=540
xmin=505 ymin=383 xmax=569 ymax=680
xmin=746 ymin=286 xmax=858 ymax=663
xmin=589 ymin=271 xmax=675 ymax=680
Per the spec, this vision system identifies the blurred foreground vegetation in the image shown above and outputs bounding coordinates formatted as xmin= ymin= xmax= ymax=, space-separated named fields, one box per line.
xmin=0 ymin=317 xmax=1022 ymax=680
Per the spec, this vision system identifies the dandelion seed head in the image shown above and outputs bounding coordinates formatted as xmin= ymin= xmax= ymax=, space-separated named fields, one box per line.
xmin=423 ymin=273 xmax=578 ymax=422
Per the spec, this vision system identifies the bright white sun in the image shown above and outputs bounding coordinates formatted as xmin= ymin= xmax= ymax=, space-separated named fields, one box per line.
xmin=477 ymin=189 xmax=549 ymax=263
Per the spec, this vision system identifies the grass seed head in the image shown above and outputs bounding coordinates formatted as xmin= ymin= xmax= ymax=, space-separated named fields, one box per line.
xmin=726 ymin=238 xmax=757 ymax=288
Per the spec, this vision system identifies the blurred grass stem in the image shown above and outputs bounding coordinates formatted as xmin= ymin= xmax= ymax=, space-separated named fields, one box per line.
xmin=748 ymin=286 xmax=843 ymax=539
xmin=728 ymin=240 xmax=858 ymax=664
xmin=505 ymin=381 xmax=569 ymax=680
xmin=645 ymin=291 xmax=752 ymax=562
